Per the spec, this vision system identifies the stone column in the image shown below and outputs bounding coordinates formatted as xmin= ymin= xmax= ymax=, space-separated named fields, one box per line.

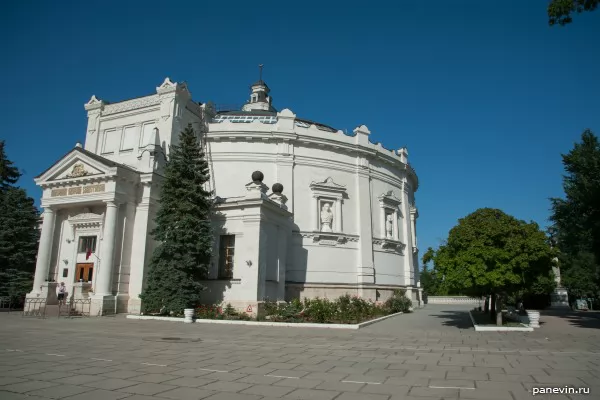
xmin=30 ymin=207 xmax=56 ymax=295
xmin=393 ymin=211 xmax=399 ymax=241
xmin=335 ymin=199 xmax=342 ymax=232
xmin=127 ymin=194 xmax=151 ymax=313
xmin=356 ymin=166 xmax=375 ymax=290
xmin=95 ymin=201 xmax=119 ymax=296
xmin=312 ymin=195 xmax=319 ymax=231
xmin=277 ymin=225 xmax=288 ymax=300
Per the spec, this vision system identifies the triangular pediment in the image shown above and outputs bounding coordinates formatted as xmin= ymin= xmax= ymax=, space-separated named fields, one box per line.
xmin=35 ymin=148 xmax=117 ymax=185
xmin=309 ymin=177 xmax=346 ymax=191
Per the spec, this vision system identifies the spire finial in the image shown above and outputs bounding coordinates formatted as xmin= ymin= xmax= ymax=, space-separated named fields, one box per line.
xmin=259 ymin=64 xmax=264 ymax=81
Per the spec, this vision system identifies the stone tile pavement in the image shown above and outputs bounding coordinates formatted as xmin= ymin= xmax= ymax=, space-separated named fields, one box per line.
xmin=0 ymin=304 xmax=598 ymax=400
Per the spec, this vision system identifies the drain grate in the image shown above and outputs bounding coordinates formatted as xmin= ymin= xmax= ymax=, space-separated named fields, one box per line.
xmin=142 ymin=337 xmax=202 ymax=343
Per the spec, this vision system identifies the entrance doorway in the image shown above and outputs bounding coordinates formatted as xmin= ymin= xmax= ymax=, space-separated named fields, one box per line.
xmin=75 ymin=263 xmax=94 ymax=283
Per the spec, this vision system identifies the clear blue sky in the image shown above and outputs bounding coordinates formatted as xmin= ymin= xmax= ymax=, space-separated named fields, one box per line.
xmin=1 ymin=1 xmax=599 ymax=262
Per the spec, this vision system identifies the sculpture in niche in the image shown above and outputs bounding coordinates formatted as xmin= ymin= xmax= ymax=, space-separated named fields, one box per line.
xmin=386 ymin=213 xmax=394 ymax=239
xmin=320 ymin=202 xmax=334 ymax=232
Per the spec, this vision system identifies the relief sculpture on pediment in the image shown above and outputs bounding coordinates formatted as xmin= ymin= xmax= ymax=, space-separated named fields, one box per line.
xmin=66 ymin=163 xmax=88 ymax=178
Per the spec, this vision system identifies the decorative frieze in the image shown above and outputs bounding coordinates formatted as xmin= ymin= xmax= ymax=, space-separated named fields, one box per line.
xmin=51 ymin=184 xmax=105 ymax=197
xmin=102 ymin=95 xmax=160 ymax=116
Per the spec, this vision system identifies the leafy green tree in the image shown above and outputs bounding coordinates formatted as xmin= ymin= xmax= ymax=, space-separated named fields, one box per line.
xmin=425 ymin=208 xmax=556 ymax=323
xmin=548 ymin=0 xmax=599 ymax=26
xmin=140 ymin=124 xmax=213 ymax=315
xmin=421 ymin=248 xmax=449 ymax=296
xmin=550 ymin=130 xmax=600 ymax=301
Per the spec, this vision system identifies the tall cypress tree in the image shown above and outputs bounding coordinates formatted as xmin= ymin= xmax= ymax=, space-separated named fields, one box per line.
xmin=140 ymin=124 xmax=213 ymax=314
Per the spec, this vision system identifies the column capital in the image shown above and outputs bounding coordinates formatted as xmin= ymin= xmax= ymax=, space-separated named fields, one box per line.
xmin=43 ymin=206 xmax=56 ymax=214
xmin=103 ymin=200 xmax=120 ymax=208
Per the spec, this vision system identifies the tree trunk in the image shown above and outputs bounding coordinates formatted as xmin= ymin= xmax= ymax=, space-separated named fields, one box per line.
xmin=484 ymin=295 xmax=490 ymax=313
xmin=490 ymin=293 xmax=496 ymax=321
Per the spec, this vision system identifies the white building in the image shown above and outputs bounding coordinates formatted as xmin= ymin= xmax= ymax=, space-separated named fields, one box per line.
xmin=28 ymin=76 xmax=422 ymax=316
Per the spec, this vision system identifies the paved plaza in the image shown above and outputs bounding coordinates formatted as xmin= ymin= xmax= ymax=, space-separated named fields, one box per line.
xmin=0 ymin=304 xmax=599 ymax=400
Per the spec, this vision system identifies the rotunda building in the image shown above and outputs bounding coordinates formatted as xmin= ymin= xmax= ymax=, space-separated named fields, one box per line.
xmin=28 ymin=75 xmax=421 ymax=316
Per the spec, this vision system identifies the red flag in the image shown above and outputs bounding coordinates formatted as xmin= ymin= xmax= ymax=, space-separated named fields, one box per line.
xmin=86 ymin=248 xmax=92 ymax=260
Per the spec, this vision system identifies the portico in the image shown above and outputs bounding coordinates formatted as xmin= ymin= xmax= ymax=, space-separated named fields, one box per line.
xmin=28 ymin=144 xmax=155 ymax=315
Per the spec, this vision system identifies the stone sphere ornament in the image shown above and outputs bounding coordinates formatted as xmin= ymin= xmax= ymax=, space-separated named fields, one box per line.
xmin=251 ymin=171 xmax=264 ymax=182
xmin=272 ymin=183 xmax=283 ymax=194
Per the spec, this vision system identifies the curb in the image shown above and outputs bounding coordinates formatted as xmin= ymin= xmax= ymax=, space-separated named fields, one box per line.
xmin=126 ymin=311 xmax=404 ymax=330
xmin=469 ymin=311 xmax=533 ymax=332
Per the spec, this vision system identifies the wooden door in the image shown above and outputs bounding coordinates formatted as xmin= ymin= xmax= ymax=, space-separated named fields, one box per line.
xmin=75 ymin=263 xmax=94 ymax=283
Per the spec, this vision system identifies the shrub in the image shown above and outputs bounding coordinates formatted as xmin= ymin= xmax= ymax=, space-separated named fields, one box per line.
xmin=385 ymin=289 xmax=413 ymax=313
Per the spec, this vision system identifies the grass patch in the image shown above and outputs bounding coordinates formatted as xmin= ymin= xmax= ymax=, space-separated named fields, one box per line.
xmin=470 ymin=310 xmax=525 ymax=327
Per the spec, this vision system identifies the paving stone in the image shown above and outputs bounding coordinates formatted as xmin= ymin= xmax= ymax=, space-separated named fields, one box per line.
xmin=361 ymin=383 xmax=410 ymax=396
xmin=488 ymin=373 xmax=535 ymax=382
xmin=130 ymin=373 xmax=180 ymax=383
xmin=342 ymin=374 xmax=387 ymax=384
xmin=0 ymin=368 xmax=47 ymax=377
xmin=55 ymin=388 xmax=132 ymax=400
xmin=119 ymin=382 xmax=179 ymax=395
xmin=0 ymin=380 xmax=59 ymax=393
xmin=54 ymin=374 xmax=105 ymax=385
xmin=315 ymin=380 xmax=365 ymax=392
xmin=236 ymin=374 xmax=284 ymax=385
xmin=168 ymin=368 xmax=217 ymax=377
xmin=101 ymin=370 xmax=148 ymax=379
xmin=84 ymin=377 xmax=140 ymax=389
xmin=233 ymin=366 xmax=277 ymax=375
xmin=273 ymin=378 xmax=324 ymax=389
xmin=337 ymin=392 xmax=391 ymax=400
xmin=201 ymin=381 xmax=253 ymax=393
xmin=428 ymin=378 xmax=475 ymax=389
xmin=240 ymin=384 xmax=296 ymax=397
xmin=0 ymin=391 xmax=54 ymax=400
xmin=533 ymin=375 xmax=587 ymax=384
xmin=302 ymin=372 xmax=349 ymax=381
xmin=203 ymin=392 xmax=262 ymax=400
xmin=201 ymin=372 xmax=248 ymax=382
xmin=115 ymin=396 xmax=159 ymax=400
xmin=384 ymin=377 xmax=430 ymax=387
xmin=284 ymin=388 xmax=341 ymax=400
xmin=459 ymin=388 xmax=513 ymax=400
xmin=26 ymin=384 xmax=94 ymax=399
xmin=267 ymin=369 xmax=309 ymax=378
xmin=409 ymin=386 xmax=460 ymax=398
xmin=0 ymin=377 xmax=27 ymax=386
xmin=165 ymin=376 xmax=217 ymax=387
xmin=155 ymin=386 xmax=216 ymax=399
xmin=365 ymin=368 xmax=408 ymax=378
xmin=294 ymin=364 xmax=336 ymax=372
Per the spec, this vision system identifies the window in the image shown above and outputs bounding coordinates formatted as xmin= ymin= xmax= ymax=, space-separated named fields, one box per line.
xmin=75 ymin=263 xmax=94 ymax=282
xmin=102 ymin=130 xmax=117 ymax=154
xmin=62 ymin=268 xmax=68 ymax=278
xmin=218 ymin=235 xmax=235 ymax=279
xmin=78 ymin=236 xmax=97 ymax=253
xmin=121 ymin=126 xmax=138 ymax=151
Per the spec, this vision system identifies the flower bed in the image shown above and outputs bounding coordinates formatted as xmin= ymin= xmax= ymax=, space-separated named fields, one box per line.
xmin=261 ymin=290 xmax=412 ymax=324
xmin=137 ymin=290 xmax=413 ymax=325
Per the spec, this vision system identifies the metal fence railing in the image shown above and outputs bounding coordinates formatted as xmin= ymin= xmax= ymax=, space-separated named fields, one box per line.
xmin=58 ymin=298 xmax=92 ymax=318
xmin=22 ymin=298 xmax=47 ymax=318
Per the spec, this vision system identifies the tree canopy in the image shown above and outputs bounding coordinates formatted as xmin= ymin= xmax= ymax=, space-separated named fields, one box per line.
xmin=550 ymin=130 xmax=600 ymax=299
xmin=423 ymin=208 xmax=556 ymax=298
xmin=548 ymin=0 xmax=599 ymax=26
xmin=140 ymin=124 xmax=214 ymax=314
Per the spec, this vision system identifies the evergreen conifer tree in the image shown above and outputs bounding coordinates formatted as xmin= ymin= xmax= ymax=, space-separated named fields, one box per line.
xmin=0 ymin=140 xmax=38 ymax=302
xmin=139 ymin=124 xmax=213 ymax=314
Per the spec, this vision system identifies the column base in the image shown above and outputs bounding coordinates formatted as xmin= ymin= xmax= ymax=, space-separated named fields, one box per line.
xmin=27 ymin=282 xmax=58 ymax=305
xmin=550 ymin=287 xmax=569 ymax=308
xmin=90 ymin=294 xmax=116 ymax=316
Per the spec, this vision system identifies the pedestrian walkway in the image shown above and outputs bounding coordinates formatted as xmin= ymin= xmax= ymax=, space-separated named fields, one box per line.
xmin=0 ymin=305 xmax=598 ymax=400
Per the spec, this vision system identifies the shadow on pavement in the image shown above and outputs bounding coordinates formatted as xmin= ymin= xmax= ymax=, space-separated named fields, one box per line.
xmin=542 ymin=308 xmax=600 ymax=329
xmin=430 ymin=310 xmax=474 ymax=329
